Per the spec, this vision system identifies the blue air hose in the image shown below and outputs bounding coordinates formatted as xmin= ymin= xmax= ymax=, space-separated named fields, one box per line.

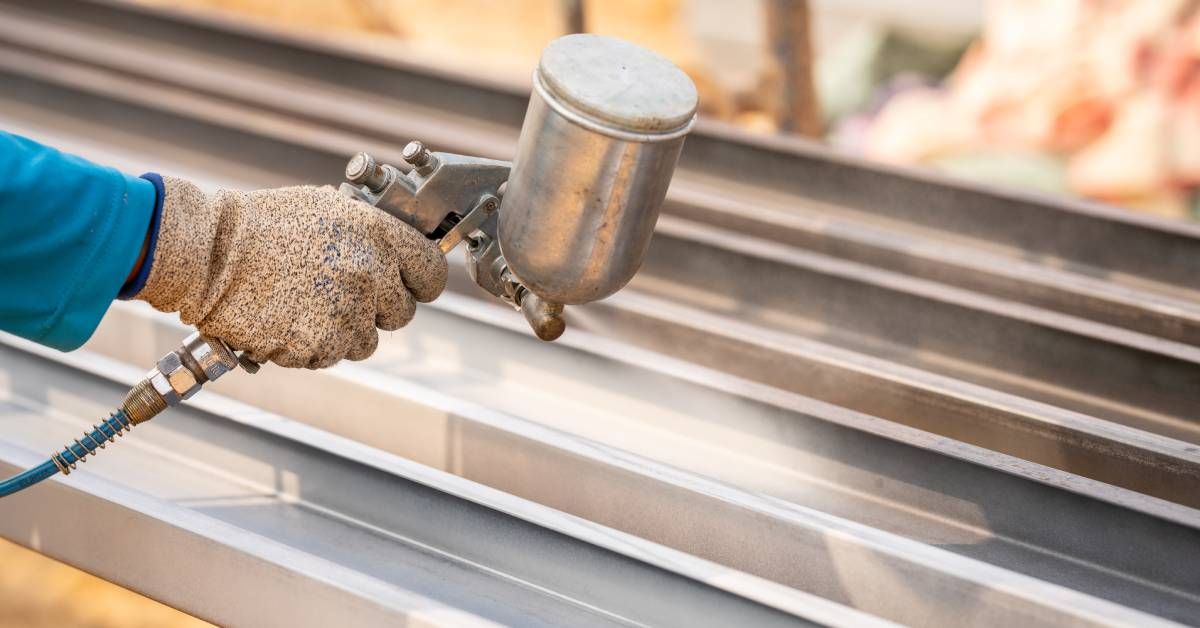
xmin=0 ymin=461 xmax=59 ymax=498
xmin=0 ymin=410 xmax=133 ymax=498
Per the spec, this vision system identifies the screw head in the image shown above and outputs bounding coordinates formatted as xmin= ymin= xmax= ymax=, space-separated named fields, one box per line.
xmin=402 ymin=141 xmax=431 ymax=167
xmin=237 ymin=354 xmax=262 ymax=374
xmin=345 ymin=152 xmax=376 ymax=183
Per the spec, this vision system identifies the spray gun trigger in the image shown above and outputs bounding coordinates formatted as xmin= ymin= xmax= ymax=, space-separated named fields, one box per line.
xmin=436 ymin=194 xmax=499 ymax=255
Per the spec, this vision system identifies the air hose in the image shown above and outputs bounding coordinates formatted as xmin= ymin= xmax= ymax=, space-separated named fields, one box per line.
xmin=0 ymin=333 xmax=246 ymax=498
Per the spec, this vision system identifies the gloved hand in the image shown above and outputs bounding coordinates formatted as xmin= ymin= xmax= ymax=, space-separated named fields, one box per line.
xmin=134 ymin=177 xmax=447 ymax=369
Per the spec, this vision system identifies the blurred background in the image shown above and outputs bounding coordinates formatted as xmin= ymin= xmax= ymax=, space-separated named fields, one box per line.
xmin=0 ymin=539 xmax=207 ymax=627
xmin=4 ymin=0 xmax=1197 ymax=625
xmin=127 ymin=0 xmax=1200 ymax=220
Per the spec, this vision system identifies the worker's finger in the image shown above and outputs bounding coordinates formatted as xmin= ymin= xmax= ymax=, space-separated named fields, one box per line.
xmin=373 ymin=211 xmax=448 ymax=303
xmin=273 ymin=324 xmax=336 ymax=369
xmin=306 ymin=352 xmax=343 ymax=370
xmin=345 ymin=316 xmax=380 ymax=362
xmin=272 ymin=347 xmax=312 ymax=369
xmin=375 ymin=277 xmax=416 ymax=331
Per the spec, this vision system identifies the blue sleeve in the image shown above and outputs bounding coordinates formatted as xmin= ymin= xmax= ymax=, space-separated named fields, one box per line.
xmin=0 ymin=131 xmax=158 ymax=350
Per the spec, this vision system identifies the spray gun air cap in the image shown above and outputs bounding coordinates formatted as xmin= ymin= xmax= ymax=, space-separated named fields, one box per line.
xmin=498 ymin=34 xmax=698 ymax=305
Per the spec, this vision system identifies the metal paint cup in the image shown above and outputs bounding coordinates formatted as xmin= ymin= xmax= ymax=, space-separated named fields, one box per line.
xmin=499 ymin=34 xmax=698 ymax=305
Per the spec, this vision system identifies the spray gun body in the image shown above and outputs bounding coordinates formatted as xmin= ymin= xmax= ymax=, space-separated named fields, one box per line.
xmin=339 ymin=147 xmax=555 ymax=334
xmin=341 ymin=34 xmax=698 ymax=341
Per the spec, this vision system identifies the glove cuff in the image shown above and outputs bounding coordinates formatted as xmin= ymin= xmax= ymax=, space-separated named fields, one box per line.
xmin=134 ymin=176 xmax=223 ymax=320
xmin=118 ymin=172 xmax=166 ymax=299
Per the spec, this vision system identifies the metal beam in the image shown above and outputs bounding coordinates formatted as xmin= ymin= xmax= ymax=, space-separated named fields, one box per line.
xmin=70 ymin=302 xmax=1200 ymax=625
xmin=0 ymin=338 xmax=874 ymax=628
xmin=0 ymin=328 xmax=1188 ymax=627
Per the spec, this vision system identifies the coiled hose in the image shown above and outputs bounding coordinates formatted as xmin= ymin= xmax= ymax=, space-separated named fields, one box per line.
xmin=0 ymin=410 xmax=133 ymax=498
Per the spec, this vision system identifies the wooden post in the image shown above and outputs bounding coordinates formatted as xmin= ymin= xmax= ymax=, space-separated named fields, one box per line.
xmin=765 ymin=0 xmax=822 ymax=137
xmin=563 ymin=0 xmax=586 ymax=34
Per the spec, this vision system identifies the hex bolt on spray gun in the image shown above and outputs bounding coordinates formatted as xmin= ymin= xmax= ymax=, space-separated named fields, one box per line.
xmin=0 ymin=34 xmax=697 ymax=498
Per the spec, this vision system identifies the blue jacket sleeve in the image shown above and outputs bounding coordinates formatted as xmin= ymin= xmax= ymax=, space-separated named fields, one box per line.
xmin=0 ymin=131 xmax=157 ymax=350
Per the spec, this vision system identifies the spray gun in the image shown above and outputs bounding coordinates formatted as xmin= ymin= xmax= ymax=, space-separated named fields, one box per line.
xmin=341 ymin=34 xmax=698 ymax=340
xmin=0 ymin=34 xmax=697 ymax=498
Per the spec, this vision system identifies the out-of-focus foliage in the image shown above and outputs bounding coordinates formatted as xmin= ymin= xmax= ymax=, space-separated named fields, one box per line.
xmin=855 ymin=0 xmax=1200 ymax=218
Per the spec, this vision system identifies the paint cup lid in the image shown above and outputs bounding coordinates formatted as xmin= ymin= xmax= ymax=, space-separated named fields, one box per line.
xmin=537 ymin=34 xmax=698 ymax=134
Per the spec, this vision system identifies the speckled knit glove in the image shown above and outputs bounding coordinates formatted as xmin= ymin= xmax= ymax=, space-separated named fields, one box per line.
xmin=135 ymin=177 xmax=447 ymax=369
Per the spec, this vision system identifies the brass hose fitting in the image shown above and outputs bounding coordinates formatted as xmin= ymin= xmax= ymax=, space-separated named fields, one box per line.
xmin=122 ymin=380 xmax=167 ymax=425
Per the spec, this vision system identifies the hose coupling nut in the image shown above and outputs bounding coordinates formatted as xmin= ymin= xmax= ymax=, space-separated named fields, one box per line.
xmin=153 ymin=351 xmax=199 ymax=405
xmin=182 ymin=333 xmax=239 ymax=382
xmin=125 ymin=333 xmax=240 ymax=424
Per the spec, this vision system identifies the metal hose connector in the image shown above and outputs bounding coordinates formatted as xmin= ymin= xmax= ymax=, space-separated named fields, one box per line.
xmin=122 ymin=379 xmax=168 ymax=425
xmin=127 ymin=333 xmax=241 ymax=423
